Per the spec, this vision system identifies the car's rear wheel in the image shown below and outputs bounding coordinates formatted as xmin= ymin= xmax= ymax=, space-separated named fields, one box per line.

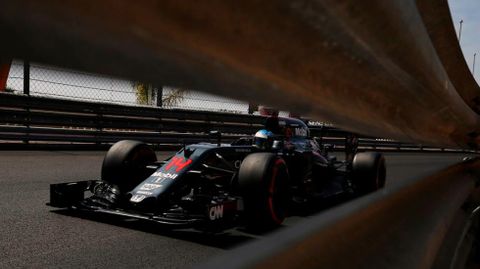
xmin=352 ymin=152 xmax=386 ymax=194
xmin=237 ymin=153 xmax=289 ymax=231
xmin=101 ymin=140 xmax=157 ymax=193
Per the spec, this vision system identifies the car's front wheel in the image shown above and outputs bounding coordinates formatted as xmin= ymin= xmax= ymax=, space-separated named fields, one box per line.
xmin=101 ymin=140 xmax=157 ymax=193
xmin=237 ymin=153 xmax=290 ymax=231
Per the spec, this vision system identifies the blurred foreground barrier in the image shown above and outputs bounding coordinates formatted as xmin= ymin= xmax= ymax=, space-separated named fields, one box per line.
xmin=199 ymin=158 xmax=480 ymax=269
xmin=1 ymin=0 xmax=480 ymax=267
xmin=1 ymin=1 xmax=480 ymax=148
xmin=417 ymin=0 xmax=480 ymax=114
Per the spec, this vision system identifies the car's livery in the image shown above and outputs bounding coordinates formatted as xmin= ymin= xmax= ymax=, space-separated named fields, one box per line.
xmin=49 ymin=117 xmax=386 ymax=231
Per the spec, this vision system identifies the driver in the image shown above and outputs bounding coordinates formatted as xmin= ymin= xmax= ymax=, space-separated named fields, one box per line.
xmin=253 ymin=129 xmax=275 ymax=150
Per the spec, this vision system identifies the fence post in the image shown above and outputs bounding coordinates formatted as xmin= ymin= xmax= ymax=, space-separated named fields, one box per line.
xmin=23 ymin=61 xmax=31 ymax=144
xmin=23 ymin=61 xmax=30 ymax=95
xmin=156 ymin=86 xmax=163 ymax=107
xmin=248 ymin=102 xmax=258 ymax=114
xmin=95 ymin=106 xmax=103 ymax=146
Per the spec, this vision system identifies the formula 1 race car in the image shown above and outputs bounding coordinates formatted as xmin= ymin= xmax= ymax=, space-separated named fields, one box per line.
xmin=49 ymin=117 xmax=386 ymax=231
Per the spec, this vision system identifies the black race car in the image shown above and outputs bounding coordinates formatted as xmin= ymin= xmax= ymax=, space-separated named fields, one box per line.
xmin=49 ymin=117 xmax=386 ymax=231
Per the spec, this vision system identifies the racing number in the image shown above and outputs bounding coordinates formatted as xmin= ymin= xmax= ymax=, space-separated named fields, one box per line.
xmin=165 ymin=156 xmax=192 ymax=172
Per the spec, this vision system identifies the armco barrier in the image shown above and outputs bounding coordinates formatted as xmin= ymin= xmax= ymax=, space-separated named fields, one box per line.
xmin=199 ymin=157 xmax=480 ymax=269
xmin=0 ymin=93 xmax=262 ymax=147
xmin=0 ymin=93 xmax=475 ymax=152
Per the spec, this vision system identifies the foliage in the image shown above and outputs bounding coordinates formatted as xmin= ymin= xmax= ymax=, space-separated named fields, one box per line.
xmin=133 ymin=82 xmax=154 ymax=105
xmin=133 ymin=82 xmax=187 ymax=107
xmin=162 ymin=88 xmax=186 ymax=108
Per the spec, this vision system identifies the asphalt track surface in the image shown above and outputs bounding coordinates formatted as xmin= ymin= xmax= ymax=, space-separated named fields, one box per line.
xmin=0 ymin=151 xmax=477 ymax=268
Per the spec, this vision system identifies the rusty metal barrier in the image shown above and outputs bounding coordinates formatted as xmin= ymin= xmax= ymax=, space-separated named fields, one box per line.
xmin=199 ymin=158 xmax=480 ymax=269
xmin=1 ymin=0 xmax=480 ymax=268
xmin=1 ymin=0 xmax=479 ymax=148
xmin=416 ymin=0 xmax=480 ymax=115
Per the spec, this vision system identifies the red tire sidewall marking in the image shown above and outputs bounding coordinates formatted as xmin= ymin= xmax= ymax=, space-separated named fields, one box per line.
xmin=268 ymin=158 xmax=285 ymax=224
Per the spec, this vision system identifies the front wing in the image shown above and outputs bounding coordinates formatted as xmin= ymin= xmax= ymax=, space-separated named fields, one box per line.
xmin=48 ymin=181 xmax=238 ymax=229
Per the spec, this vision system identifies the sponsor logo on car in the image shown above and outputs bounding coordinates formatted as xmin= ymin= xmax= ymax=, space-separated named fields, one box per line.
xmin=234 ymin=160 xmax=242 ymax=169
xmin=235 ymin=149 xmax=251 ymax=153
xmin=152 ymin=171 xmax=178 ymax=181
xmin=130 ymin=194 xmax=146 ymax=203
xmin=209 ymin=205 xmax=224 ymax=220
xmin=153 ymin=178 xmax=168 ymax=184
xmin=139 ymin=183 xmax=162 ymax=191
xmin=135 ymin=191 xmax=153 ymax=195
xmin=295 ymin=127 xmax=308 ymax=137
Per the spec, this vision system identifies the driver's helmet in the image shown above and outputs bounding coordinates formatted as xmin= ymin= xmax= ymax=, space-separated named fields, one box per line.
xmin=254 ymin=129 xmax=274 ymax=150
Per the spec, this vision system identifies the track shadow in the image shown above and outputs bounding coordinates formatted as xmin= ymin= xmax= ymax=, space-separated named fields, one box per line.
xmin=49 ymin=187 xmax=363 ymax=249
xmin=50 ymin=191 xmax=361 ymax=249
xmin=51 ymin=209 xmax=257 ymax=250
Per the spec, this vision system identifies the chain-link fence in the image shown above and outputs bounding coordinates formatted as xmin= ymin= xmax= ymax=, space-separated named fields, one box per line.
xmin=4 ymin=60 xmax=281 ymax=115
xmin=4 ymin=60 xmax=23 ymax=93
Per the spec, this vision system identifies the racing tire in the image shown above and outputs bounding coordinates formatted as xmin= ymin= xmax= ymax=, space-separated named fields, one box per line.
xmin=238 ymin=153 xmax=289 ymax=231
xmin=352 ymin=152 xmax=386 ymax=194
xmin=101 ymin=140 xmax=157 ymax=193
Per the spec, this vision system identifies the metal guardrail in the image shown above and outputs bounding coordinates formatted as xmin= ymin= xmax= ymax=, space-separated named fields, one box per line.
xmin=1 ymin=93 xmax=470 ymax=152
xmin=0 ymin=93 xmax=262 ymax=146
xmin=200 ymin=157 xmax=480 ymax=269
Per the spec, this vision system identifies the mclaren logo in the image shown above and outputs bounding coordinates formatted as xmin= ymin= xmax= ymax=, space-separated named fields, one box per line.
xmin=209 ymin=205 xmax=224 ymax=220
